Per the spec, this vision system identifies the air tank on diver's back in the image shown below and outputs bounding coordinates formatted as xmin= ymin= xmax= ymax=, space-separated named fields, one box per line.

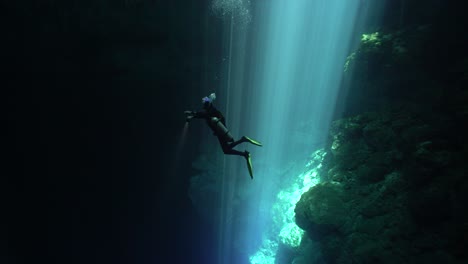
xmin=209 ymin=116 xmax=234 ymax=142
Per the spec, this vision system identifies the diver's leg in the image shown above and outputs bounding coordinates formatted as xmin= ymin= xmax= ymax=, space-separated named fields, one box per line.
xmin=223 ymin=143 xmax=253 ymax=179
xmin=218 ymin=136 xmax=254 ymax=179
xmin=218 ymin=136 xmax=246 ymax=157
xmin=221 ymin=144 xmax=247 ymax=156
xmin=228 ymin=138 xmax=246 ymax=148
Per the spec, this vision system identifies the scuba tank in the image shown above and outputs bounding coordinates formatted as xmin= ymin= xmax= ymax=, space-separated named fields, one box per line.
xmin=209 ymin=117 xmax=234 ymax=142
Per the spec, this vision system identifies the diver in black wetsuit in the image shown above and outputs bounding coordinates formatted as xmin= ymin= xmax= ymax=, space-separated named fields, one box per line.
xmin=184 ymin=93 xmax=262 ymax=179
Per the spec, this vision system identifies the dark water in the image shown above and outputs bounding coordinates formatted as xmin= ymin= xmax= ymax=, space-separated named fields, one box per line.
xmin=4 ymin=1 xmax=217 ymax=263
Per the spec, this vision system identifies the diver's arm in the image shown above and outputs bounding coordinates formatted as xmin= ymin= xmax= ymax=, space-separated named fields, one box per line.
xmin=184 ymin=110 xmax=207 ymax=122
xmin=192 ymin=110 xmax=208 ymax=119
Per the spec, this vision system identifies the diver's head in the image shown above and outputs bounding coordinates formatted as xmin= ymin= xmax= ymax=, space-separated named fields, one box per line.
xmin=202 ymin=93 xmax=216 ymax=109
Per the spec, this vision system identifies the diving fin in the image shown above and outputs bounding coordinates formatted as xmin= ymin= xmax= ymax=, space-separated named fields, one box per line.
xmin=245 ymin=151 xmax=254 ymax=179
xmin=243 ymin=136 xmax=262 ymax=147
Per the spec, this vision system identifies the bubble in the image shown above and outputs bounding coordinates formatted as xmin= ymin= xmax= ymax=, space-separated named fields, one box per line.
xmin=211 ymin=0 xmax=252 ymax=26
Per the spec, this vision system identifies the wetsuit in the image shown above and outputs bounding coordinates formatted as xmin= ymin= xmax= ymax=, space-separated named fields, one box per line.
xmin=193 ymin=105 xmax=246 ymax=157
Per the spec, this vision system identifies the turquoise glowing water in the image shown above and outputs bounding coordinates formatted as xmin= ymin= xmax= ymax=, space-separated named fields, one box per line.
xmin=207 ymin=0 xmax=362 ymax=263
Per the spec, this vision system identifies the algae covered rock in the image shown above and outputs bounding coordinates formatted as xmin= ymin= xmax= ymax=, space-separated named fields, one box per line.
xmin=344 ymin=31 xmax=409 ymax=77
xmin=289 ymin=2 xmax=468 ymax=262
xmin=295 ymin=182 xmax=349 ymax=236
xmin=293 ymin=107 xmax=468 ymax=264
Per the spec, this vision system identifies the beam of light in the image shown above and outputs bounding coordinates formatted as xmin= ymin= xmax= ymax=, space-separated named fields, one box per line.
xmin=175 ymin=122 xmax=189 ymax=159
xmin=226 ymin=0 xmax=359 ymax=264
xmin=198 ymin=0 xmax=363 ymax=263
xmin=170 ymin=122 xmax=190 ymax=182
xmin=239 ymin=1 xmax=361 ymax=262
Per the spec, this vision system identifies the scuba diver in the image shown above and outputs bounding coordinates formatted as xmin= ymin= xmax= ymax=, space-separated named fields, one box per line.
xmin=184 ymin=93 xmax=262 ymax=179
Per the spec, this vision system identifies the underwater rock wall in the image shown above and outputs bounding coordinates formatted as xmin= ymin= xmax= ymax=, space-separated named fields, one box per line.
xmin=294 ymin=107 xmax=467 ymax=263
xmin=292 ymin=1 xmax=467 ymax=263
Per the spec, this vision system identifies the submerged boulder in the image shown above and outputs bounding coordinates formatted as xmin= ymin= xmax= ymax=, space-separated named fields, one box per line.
xmin=295 ymin=182 xmax=349 ymax=236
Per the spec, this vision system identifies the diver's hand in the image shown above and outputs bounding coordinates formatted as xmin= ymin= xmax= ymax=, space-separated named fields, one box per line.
xmin=184 ymin=111 xmax=194 ymax=122
xmin=184 ymin=111 xmax=195 ymax=117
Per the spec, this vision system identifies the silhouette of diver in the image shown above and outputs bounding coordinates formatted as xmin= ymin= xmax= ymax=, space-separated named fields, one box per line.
xmin=184 ymin=93 xmax=262 ymax=179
